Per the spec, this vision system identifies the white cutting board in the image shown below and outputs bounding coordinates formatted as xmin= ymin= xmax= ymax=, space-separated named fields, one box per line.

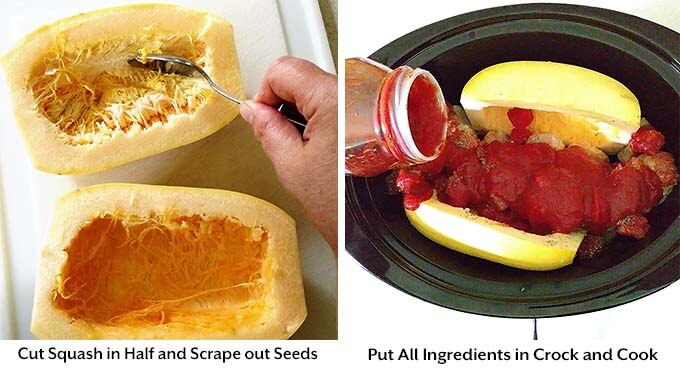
xmin=0 ymin=0 xmax=337 ymax=339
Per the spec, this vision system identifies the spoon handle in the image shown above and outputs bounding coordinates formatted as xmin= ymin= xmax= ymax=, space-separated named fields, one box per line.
xmin=131 ymin=54 xmax=307 ymax=132
xmin=278 ymin=102 xmax=307 ymax=132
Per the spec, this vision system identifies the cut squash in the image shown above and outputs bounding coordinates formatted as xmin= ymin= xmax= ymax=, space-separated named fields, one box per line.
xmin=460 ymin=61 xmax=641 ymax=154
xmin=2 ymin=4 xmax=244 ymax=174
xmin=406 ymin=195 xmax=585 ymax=271
xmin=32 ymin=184 xmax=306 ymax=339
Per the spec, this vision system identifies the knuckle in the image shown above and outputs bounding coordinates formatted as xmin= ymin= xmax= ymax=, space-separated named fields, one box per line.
xmin=269 ymin=56 xmax=318 ymax=80
xmin=268 ymin=56 xmax=295 ymax=75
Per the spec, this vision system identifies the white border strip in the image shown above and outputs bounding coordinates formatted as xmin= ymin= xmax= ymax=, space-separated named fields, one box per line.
xmin=0 ymin=166 xmax=16 ymax=339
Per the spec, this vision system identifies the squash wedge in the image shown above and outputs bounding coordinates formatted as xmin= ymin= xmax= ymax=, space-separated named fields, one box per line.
xmin=32 ymin=184 xmax=306 ymax=339
xmin=2 ymin=4 xmax=244 ymax=174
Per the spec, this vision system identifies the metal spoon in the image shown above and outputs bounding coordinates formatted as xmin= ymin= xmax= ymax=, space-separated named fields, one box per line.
xmin=128 ymin=54 xmax=307 ymax=130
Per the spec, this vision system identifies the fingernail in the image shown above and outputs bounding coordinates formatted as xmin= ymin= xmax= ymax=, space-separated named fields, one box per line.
xmin=240 ymin=100 xmax=255 ymax=123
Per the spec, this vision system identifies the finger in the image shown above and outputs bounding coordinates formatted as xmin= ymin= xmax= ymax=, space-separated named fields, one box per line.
xmin=240 ymin=100 xmax=304 ymax=168
xmin=254 ymin=56 xmax=335 ymax=120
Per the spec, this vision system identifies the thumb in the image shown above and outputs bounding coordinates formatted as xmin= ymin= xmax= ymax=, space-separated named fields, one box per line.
xmin=240 ymin=99 xmax=304 ymax=168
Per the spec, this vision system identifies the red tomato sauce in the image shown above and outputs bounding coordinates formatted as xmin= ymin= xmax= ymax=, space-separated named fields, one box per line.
xmin=396 ymin=108 xmax=675 ymax=239
xmin=407 ymin=76 xmax=447 ymax=157
xmin=629 ymin=124 xmax=665 ymax=154
xmin=507 ymin=107 xmax=533 ymax=143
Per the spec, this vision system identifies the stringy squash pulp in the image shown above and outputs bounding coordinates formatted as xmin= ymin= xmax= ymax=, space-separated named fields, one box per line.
xmin=2 ymin=4 xmax=244 ymax=174
xmin=32 ymin=184 xmax=306 ymax=339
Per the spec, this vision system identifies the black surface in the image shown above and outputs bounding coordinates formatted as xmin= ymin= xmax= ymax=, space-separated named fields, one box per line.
xmin=345 ymin=3 xmax=680 ymax=318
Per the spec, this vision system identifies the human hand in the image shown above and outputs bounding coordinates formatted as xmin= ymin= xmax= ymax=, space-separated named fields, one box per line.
xmin=240 ymin=56 xmax=338 ymax=255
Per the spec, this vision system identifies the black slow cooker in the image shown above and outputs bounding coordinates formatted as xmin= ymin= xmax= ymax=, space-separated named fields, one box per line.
xmin=345 ymin=3 xmax=680 ymax=318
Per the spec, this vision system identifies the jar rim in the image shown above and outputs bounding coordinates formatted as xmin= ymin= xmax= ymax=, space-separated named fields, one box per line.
xmin=383 ymin=66 xmax=447 ymax=163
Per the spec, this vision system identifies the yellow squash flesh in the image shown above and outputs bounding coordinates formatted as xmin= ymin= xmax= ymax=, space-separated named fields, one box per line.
xmin=32 ymin=184 xmax=306 ymax=339
xmin=406 ymin=196 xmax=585 ymax=271
xmin=2 ymin=4 xmax=244 ymax=174
xmin=460 ymin=61 xmax=641 ymax=154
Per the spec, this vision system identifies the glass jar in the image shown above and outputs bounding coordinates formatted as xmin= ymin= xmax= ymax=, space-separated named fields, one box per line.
xmin=345 ymin=57 xmax=448 ymax=177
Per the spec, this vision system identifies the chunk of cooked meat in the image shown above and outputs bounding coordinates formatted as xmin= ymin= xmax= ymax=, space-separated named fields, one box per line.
xmin=570 ymin=144 xmax=608 ymax=162
xmin=639 ymin=152 xmax=678 ymax=188
xmin=576 ymin=234 xmax=607 ymax=261
xmin=453 ymin=121 xmax=480 ymax=150
xmin=525 ymin=133 xmax=566 ymax=151
xmin=617 ymin=145 xmax=634 ymax=162
xmin=483 ymin=131 xmax=509 ymax=144
xmin=626 ymin=151 xmax=678 ymax=188
xmin=616 ymin=215 xmax=650 ymax=239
